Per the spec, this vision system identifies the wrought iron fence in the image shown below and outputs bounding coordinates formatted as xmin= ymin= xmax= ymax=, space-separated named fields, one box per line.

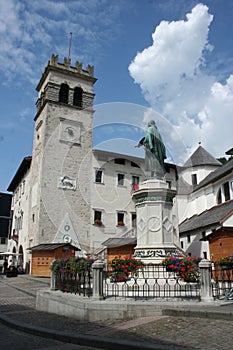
xmin=55 ymin=270 xmax=92 ymax=297
xmin=104 ymin=264 xmax=200 ymax=300
xmin=212 ymin=263 xmax=233 ymax=299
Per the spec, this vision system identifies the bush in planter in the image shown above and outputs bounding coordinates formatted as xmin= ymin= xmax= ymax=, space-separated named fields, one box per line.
xmin=218 ymin=255 xmax=233 ymax=269
xmin=51 ymin=256 xmax=94 ymax=274
xmin=109 ymin=255 xmax=143 ymax=282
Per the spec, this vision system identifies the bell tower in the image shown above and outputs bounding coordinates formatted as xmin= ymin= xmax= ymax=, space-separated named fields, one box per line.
xmin=28 ymin=54 xmax=97 ymax=253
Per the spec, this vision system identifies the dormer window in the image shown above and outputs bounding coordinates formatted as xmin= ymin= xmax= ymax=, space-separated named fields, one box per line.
xmin=73 ymin=87 xmax=83 ymax=107
xmin=59 ymin=83 xmax=69 ymax=104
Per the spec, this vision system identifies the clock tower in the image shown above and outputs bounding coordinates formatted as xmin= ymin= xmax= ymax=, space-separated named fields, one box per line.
xmin=28 ymin=54 xmax=97 ymax=253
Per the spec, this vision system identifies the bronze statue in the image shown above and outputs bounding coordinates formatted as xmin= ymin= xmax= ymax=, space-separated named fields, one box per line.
xmin=137 ymin=120 xmax=166 ymax=178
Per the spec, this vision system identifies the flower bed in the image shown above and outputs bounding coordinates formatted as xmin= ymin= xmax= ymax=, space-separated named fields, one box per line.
xmin=109 ymin=255 xmax=143 ymax=282
xmin=162 ymin=255 xmax=200 ymax=283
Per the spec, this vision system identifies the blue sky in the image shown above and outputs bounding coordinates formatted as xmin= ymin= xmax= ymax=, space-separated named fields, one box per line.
xmin=0 ymin=0 xmax=233 ymax=193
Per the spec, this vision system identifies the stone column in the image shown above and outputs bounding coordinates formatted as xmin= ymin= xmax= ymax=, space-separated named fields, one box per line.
xmin=199 ymin=259 xmax=214 ymax=302
xmin=132 ymin=178 xmax=179 ymax=264
xmin=50 ymin=270 xmax=57 ymax=290
xmin=92 ymin=260 xmax=105 ymax=300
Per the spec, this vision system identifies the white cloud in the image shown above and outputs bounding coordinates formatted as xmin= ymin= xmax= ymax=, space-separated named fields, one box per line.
xmin=129 ymin=3 xmax=232 ymax=159
xmin=0 ymin=0 xmax=123 ymax=85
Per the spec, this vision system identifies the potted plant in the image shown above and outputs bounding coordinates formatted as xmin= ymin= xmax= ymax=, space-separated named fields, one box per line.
xmin=109 ymin=255 xmax=143 ymax=282
xmin=94 ymin=219 xmax=103 ymax=226
xmin=117 ymin=221 xmax=125 ymax=226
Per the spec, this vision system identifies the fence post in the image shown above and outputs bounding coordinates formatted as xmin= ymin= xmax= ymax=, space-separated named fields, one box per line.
xmin=50 ymin=269 xmax=56 ymax=290
xmin=92 ymin=260 xmax=105 ymax=300
xmin=199 ymin=259 xmax=214 ymax=302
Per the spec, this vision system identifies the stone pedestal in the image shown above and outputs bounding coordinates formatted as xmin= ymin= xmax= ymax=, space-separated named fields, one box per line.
xmin=132 ymin=178 xmax=180 ymax=264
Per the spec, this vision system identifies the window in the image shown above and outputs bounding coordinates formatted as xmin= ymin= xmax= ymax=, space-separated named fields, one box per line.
xmin=22 ymin=180 xmax=25 ymax=195
xmin=95 ymin=170 xmax=103 ymax=183
xmin=131 ymin=213 xmax=136 ymax=228
xmin=114 ymin=158 xmax=125 ymax=165
xmin=59 ymin=83 xmax=69 ymax=104
xmin=73 ymin=87 xmax=83 ymax=107
xmin=191 ymin=174 xmax=197 ymax=186
xmin=203 ymin=251 xmax=207 ymax=259
xmin=217 ymin=188 xmax=222 ymax=204
xmin=131 ymin=161 xmax=140 ymax=168
xmin=94 ymin=210 xmax=102 ymax=226
xmin=201 ymin=231 xmax=206 ymax=238
xmin=187 ymin=234 xmax=191 ymax=243
xmin=132 ymin=176 xmax=139 ymax=190
xmin=0 ymin=237 xmax=6 ymax=244
xmin=181 ymin=241 xmax=184 ymax=249
xmin=223 ymin=182 xmax=230 ymax=201
xmin=166 ymin=180 xmax=172 ymax=189
xmin=117 ymin=173 xmax=125 ymax=186
xmin=117 ymin=212 xmax=125 ymax=226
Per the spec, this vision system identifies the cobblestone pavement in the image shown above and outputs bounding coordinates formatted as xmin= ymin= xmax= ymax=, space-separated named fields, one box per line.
xmin=0 ymin=275 xmax=233 ymax=350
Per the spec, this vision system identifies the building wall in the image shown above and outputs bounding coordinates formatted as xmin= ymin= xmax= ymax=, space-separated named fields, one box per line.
xmin=106 ymin=245 xmax=135 ymax=265
xmin=209 ymin=230 xmax=233 ymax=262
xmin=8 ymin=169 xmax=31 ymax=268
xmin=180 ymin=230 xmax=210 ymax=259
xmin=0 ymin=193 xmax=12 ymax=267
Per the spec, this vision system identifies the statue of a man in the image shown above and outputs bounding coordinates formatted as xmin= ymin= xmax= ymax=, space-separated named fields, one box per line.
xmin=138 ymin=120 xmax=167 ymax=178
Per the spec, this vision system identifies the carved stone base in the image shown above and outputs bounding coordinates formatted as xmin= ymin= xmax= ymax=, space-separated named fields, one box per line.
xmin=134 ymin=246 xmax=180 ymax=264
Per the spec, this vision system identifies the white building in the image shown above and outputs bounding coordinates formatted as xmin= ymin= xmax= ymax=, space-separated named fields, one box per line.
xmin=177 ymin=146 xmax=233 ymax=259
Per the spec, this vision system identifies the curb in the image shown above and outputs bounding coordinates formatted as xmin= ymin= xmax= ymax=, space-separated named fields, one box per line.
xmin=163 ymin=307 xmax=233 ymax=321
xmin=0 ymin=311 xmax=192 ymax=350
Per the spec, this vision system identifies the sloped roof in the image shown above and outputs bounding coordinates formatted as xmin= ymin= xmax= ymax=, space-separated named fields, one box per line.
xmin=226 ymin=147 xmax=233 ymax=155
xmin=193 ymin=158 xmax=233 ymax=192
xmin=179 ymin=200 xmax=233 ymax=234
xmin=102 ymin=237 xmax=137 ymax=248
xmin=183 ymin=146 xmax=221 ymax=168
xmin=28 ymin=243 xmax=80 ymax=251
xmin=7 ymin=156 xmax=32 ymax=192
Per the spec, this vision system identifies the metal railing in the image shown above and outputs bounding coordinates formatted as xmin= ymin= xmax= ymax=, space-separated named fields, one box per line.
xmin=54 ymin=270 xmax=92 ymax=297
xmin=212 ymin=263 xmax=233 ymax=299
xmin=104 ymin=264 xmax=200 ymax=300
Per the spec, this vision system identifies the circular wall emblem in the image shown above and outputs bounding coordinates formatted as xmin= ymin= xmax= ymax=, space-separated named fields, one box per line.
xmin=148 ymin=216 xmax=161 ymax=232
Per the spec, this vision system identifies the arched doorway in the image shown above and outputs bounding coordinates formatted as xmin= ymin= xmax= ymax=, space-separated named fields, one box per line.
xmin=18 ymin=245 xmax=24 ymax=269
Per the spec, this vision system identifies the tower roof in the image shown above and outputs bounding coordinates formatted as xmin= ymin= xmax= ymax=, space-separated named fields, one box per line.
xmin=183 ymin=146 xmax=221 ymax=168
xmin=36 ymin=54 xmax=97 ymax=92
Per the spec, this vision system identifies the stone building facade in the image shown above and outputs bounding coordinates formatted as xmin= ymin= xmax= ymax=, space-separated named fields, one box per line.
xmin=6 ymin=55 xmax=179 ymax=270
